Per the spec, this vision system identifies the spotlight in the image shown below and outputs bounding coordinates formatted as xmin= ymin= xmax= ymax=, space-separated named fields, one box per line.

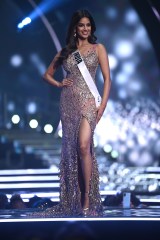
xmin=127 ymin=139 xmax=135 ymax=148
xmin=7 ymin=102 xmax=15 ymax=112
xmin=128 ymin=150 xmax=139 ymax=164
xmin=111 ymin=150 xmax=119 ymax=158
xmin=29 ymin=119 xmax=38 ymax=129
xmin=118 ymin=89 xmax=127 ymax=99
xmin=103 ymin=144 xmax=112 ymax=153
xmin=129 ymin=80 xmax=142 ymax=91
xmin=122 ymin=62 xmax=135 ymax=75
xmin=124 ymin=9 xmax=138 ymax=25
xmin=115 ymin=72 xmax=128 ymax=85
xmin=108 ymin=54 xmax=118 ymax=70
xmin=106 ymin=7 xmax=118 ymax=19
xmin=139 ymin=151 xmax=152 ymax=166
xmin=22 ymin=17 xmax=31 ymax=25
xmin=148 ymin=182 xmax=158 ymax=192
xmin=17 ymin=17 xmax=31 ymax=29
xmin=44 ymin=124 xmax=53 ymax=133
xmin=17 ymin=22 xmax=24 ymax=29
xmin=114 ymin=40 xmax=134 ymax=58
xmin=137 ymin=135 xmax=147 ymax=146
xmin=11 ymin=115 xmax=20 ymax=124
xmin=6 ymin=123 xmax=12 ymax=129
xmin=10 ymin=55 xmax=23 ymax=67
xmin=26 ymin=102 xmax=37 ymax=114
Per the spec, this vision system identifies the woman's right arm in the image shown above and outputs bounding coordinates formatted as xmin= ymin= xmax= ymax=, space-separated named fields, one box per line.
xmin=43 ymin=52 xmax=63 ymax=88
xmin=43 ymin=52 xmax=73 ymax=88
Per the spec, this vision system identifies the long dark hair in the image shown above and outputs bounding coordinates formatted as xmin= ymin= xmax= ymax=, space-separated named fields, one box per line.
xmin=55 ymin=9 xmax=97 ymax=67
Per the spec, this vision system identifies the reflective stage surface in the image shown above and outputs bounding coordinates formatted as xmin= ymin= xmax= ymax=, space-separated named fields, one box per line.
xmin=0 ymin=210 xmax=160 ymax=240
xmin=1 ymin=206 xmax=160 ymax=221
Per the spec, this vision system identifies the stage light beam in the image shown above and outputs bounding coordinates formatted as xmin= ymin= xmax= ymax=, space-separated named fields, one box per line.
xmin=17 ymin=17 xmax=31 ymax=29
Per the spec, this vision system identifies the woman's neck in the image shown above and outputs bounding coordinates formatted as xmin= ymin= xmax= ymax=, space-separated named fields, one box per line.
xmin=77 ymin=39 xmax=89 ymax=48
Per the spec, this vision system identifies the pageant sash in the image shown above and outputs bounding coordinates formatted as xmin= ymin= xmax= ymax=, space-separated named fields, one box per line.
xmin=72 ymin=50 xmax=102 ymax=108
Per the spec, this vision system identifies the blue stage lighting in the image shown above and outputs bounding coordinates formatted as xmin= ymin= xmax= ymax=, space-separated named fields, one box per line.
xmin=17 ymin=22 xmax=24 ymax=29
xmin=17 ymin=17 xmax=32 ymax=29
xmin=22 ymin=17 xmax=31 ymax=25
xmin=29 ymin=0 xmax=71 ymax=21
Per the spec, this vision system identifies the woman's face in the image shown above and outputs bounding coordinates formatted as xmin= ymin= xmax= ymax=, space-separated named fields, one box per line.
xmin=76 ymin=17 xmax=91 ymax=40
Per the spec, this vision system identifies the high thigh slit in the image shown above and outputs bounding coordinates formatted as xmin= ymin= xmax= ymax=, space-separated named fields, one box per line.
xmin=29 ymin=45 xmax=103 ymax=217
xmin=78 ymin=116 xmax=92 ymax=209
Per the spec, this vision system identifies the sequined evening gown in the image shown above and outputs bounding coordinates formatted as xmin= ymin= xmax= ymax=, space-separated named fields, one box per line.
xmin=30 ymin=44 xmax=103 ymax=217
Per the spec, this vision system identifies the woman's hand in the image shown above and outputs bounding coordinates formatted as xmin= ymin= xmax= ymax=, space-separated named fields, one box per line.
xmin=96 ymin=104 xmax=106 ymax=123
xmin=59 ymin=78 xmax=73 ymax=87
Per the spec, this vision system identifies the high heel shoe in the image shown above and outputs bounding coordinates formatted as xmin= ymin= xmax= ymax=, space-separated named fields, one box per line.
xmin=82 ymin=191 xmax=90 ymax=217
xmin=82 ymin=207 xmax=89 ymax=217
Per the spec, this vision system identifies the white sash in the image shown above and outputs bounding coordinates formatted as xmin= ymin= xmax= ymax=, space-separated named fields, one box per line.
xmin=72 ymin=50 xmax=101 ymax=108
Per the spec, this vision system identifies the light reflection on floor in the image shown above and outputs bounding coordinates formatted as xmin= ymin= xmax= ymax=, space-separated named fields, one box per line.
xmin=1 ymin=207 xmax=160 ymax=221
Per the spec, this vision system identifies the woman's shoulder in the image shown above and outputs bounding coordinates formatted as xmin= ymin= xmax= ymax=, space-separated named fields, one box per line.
xmin=94 ymin=43 xmax=107 ymax=57
xmin=96 ymin=43 xmax=107 ymax=51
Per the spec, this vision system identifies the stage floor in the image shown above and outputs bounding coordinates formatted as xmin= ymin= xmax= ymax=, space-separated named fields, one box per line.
xmin=0 ymin=208 xmax=160 ymax=240
xmin=1 ymin=206 xmax=160 ymax=221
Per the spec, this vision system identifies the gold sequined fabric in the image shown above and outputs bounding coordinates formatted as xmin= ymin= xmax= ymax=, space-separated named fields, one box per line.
xmin=29 ymin=45 xmax=103 ymax=218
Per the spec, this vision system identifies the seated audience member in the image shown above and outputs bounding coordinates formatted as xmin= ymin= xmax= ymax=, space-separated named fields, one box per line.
xmin=32 ymin=198 xmax=56 ymax=209
xmin=103 ymin=192 xmax=142 ymax=207
xmin=0 ymin=193 xmax=8 ymax=209
xmin=27 ymin=195 xmax=42 ymax=208
xmin=9 ymin=194 xmax=26 ymax=209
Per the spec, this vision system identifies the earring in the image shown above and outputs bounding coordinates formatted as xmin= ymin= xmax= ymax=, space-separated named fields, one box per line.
xmin=74 ymin=32 xmax=76 ymax=37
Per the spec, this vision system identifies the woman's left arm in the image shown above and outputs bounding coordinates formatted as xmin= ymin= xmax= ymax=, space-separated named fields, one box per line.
xmin=96 ymin=43 xmax=111 ymax=123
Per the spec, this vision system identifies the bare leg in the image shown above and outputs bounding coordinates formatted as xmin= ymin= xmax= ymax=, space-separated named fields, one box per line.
xmin=79 ymin=117 xmax=92 ymax=210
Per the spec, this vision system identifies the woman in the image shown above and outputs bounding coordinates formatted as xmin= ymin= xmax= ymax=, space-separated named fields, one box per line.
xmin=31 ymin=9 xmax=110 ymax=217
